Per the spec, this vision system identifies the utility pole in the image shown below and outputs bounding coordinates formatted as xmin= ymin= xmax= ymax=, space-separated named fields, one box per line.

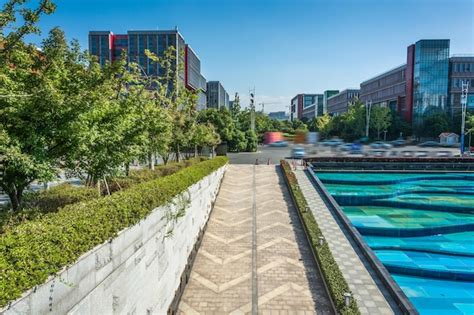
xmin=250 ymin=87 xmax=255 ymax=132
xmin=365 ymin=100 xmax=372 ymax=138
xmin=460 ymin=81 xmax=469 ymax=156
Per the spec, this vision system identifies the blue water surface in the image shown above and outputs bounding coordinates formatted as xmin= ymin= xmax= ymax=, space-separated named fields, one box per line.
xmin=316 ymin=171 xmax=474 ymax=315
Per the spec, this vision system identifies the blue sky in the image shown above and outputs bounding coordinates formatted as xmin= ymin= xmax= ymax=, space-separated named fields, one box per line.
xmin=23 ymin=0 xmax=474 ymax=112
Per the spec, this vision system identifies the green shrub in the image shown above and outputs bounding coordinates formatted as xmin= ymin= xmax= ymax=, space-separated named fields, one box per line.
xmin=0 ymin=158 xmax=208 ymax=234
xmin=0 ymin=157 xmax=228 ymax=307
xmin=24 ymin=184 xmax=98 ymax=213
xmin=280 ymin=160 xmax=360 ymax=315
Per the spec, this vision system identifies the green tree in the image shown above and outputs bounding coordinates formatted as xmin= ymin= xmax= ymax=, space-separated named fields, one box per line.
xmin=65 ymin=52 xmax=147 ymax=189
xmin=245 ymin=130 xmax=258 ymax=152
xmin=0 ymin=24 xmax=92 ymax=209
xmin=387 ymin=110 xmax=412 ymax=139
xmin=315 ymin=114 xmax=332 ymax=139
xmin=230 ymin=92 xmax=241 ymax=120
xmin=370 ymin=106 xmax=392 ymax=139
xmin=198 ymin=108 xmax=236 ymax=144
xmin=191 ymin=123 xmax=221 ymax=156
xmin=340 ymin=100 xmax=365 ymax=141
xmin=417 ymin=112 xmax=450 ymax=138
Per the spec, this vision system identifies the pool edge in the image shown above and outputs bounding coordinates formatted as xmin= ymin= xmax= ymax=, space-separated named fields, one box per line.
xmin=307 ymin=165 xmax=419 ymax=315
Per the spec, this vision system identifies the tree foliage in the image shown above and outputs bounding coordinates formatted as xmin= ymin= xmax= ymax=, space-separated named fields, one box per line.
xmin=370 ymin=106 xmax=392 ymax=139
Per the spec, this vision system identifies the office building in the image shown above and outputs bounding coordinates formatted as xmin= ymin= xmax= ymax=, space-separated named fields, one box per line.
xmin=290 ymin=94 xmax=320 ymax=121
xmin=268 ymin=111 xmax=289 ymax=121
xmin=207 ymin=81 xmax=229 ymax=109
xmin=410 ymin=40 xmax=450 ymax=130
xmin=360 ymin=64 xmax=406 ymax=112
xmin=88 ymin=29 xmax=207 ymax=109
xmin=326 ymin=89 xmax=360 ymax=115
xmin=449 ymin=56 xmax=474 ymax=115
xmin=323 ymin=90 xmax=339 ymax=115
xmin=359 ymin=39 xmax=473 ymax=132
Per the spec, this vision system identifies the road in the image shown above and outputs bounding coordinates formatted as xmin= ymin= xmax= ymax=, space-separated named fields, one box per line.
xmin=228 ymin=143 xmax=460 ymax=165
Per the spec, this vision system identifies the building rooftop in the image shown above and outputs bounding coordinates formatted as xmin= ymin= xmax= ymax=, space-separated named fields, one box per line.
xmin=327 ymin=88 xmax=360 ymax=100
xmin=360 ymin=64 xmax=406 ymax=86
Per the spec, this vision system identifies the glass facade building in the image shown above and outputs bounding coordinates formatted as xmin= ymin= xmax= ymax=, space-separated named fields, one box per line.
xmin=88 ymin=29 xmax=207 ymax=108
xmin=88 ymin=31 xmax=112 ymax=66
xmin=412 ymin=40 xmax=450 ymax=129
xmin=206 ymin=81 xmax=229 ymax=109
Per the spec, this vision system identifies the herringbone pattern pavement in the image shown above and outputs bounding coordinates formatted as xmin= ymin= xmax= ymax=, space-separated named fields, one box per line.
xmin=178 ymin=165 xmax=333 ymax=314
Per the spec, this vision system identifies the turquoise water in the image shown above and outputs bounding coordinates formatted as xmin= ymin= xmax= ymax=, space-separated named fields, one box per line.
xmin=316 ymin=172 xmax=474 ymax=314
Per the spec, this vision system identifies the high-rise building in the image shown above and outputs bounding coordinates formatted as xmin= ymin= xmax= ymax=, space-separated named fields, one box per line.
xmin=88 ymin=29 xmax=207 ymax=109
xmin=358 ymin=39 xmax=473 ymax=133
xmin=290 ymin=94 xmax=320 ymax=121
xmin=411 ymin=40 xmax=450 ymax=130
xmin=323 ymin=90 xmax=339 ymax=115
xmin=326 ymin=89 xmax=360 ymax=115
xmin=206 ymin=81 xmax=229 ymax=109
xmin=448 ymin=56 xmax=474 ymax=116
xmin=360 ymin=64 xmax=406 ymax=112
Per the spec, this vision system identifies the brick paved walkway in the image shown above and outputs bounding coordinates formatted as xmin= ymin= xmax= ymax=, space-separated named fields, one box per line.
xmin=294 ymin=169 xmax=400 ymax=315
xmin=178 ymin=165 xmax=333 ymax=314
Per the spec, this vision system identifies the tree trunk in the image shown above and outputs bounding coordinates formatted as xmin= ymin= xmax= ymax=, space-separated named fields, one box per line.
xmin=148 ymin=152 xmax=155 ymax=170
xmin=8 ymin=192 xmax=20 ymax=211
xmin=175 ymin=144 xmax=181 ymax=162
xmin=7 ymin=185 xmax=24 ymax=211
xmin=194 ymin=145 xmax=198 ymax=157
xmin=162 ymin=153 xmax=170 ymax=165
xmin=125 ymin=162 xmax=130 ymax=176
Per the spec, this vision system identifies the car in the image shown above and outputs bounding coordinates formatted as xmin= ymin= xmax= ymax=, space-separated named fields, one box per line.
xmin=269 ymin=140 xmax=288 ymax=147
xmin=418 ymin=141 xmax=440 ymax=147
xmin=391 ymin=139 xmax=406 ymax=147
xmin=339 ymin=143 xmax=353 ymax=152
xmin=322 ymin=138 xmax=344 ymax=147
xmin=291 ymin=146 xmax=305 ymax=159
xmin=370 ymin=141 xmax=393 ymax=149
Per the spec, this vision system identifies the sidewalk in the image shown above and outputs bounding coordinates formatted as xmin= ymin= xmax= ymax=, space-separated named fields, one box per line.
xmin=178 ymin=165 xmax=333 ymax=314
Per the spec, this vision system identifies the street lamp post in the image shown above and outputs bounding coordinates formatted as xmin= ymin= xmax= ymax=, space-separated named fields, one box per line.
xmin=365 ymin=100 xmax=372 ymax=138
xmin=460 ymin=81 xmax=469 ymax=156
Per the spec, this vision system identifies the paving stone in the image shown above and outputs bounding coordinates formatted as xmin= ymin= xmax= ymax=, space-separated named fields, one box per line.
xmin=178 ymin=165 xmax=333 ymax=314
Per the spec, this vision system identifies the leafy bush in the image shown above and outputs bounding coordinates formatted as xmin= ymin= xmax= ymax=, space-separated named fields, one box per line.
xmin=24 ymin=184 xmax=98 ymax=213
xmin=280 ymin=160 xmax=360 ymax=315
xmin=106 ymin=158 xmax=206 ymax=194
xmin=0 ymin=158 xmax=208 ymax=234
xmin=0 ymin=157 xmax=228 ymax=307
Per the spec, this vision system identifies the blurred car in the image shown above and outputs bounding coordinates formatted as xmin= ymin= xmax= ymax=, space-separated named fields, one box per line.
xmin=322 ymin=138 xmax=344 ymax=147
xmin=339 ymin=143 xmax=353 ymax=152
xmin=350 ymin=142 xmax=364 ymax=154
xmin=391 ymin=139 xmax=406 ymax=147
xmin=418 ymin=141 xmax=440 ymax=147
xmin=370 ymin=141 xmax=393 ymax=149
xmin=269 ymin=140 xmax=288 ymax=147
xmin=291 ymin=146 xmax=306 ymax=159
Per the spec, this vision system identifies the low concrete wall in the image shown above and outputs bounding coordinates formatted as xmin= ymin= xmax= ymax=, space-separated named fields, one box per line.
xmin=4 ymin=165 xmax=226 ymax=315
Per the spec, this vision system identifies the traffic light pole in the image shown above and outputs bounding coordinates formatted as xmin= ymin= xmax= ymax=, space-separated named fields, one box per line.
xmin=460 ymin=82 xmax=469 ymax=156
xmin=250 ymin=88 xmax=255 ymax=132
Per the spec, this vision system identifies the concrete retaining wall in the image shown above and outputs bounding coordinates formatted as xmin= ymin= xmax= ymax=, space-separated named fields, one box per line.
xmin=4 ymin=165 xmax=226 ymax=315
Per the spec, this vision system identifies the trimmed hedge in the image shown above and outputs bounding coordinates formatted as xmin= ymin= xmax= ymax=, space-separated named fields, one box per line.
xmin=0 ymin=158 xmax=207 ymax=234
xmin=280 ymin=160 xmax=360 ymax=315
xmin=105 ymin=158 xmax=207 ymax=194
xmin=0 ymin=157 xmax=228 ymax=307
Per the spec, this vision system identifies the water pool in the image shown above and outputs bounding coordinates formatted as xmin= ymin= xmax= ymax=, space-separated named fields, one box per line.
xmin=316 ymin=172 xmax=474 ymax=314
